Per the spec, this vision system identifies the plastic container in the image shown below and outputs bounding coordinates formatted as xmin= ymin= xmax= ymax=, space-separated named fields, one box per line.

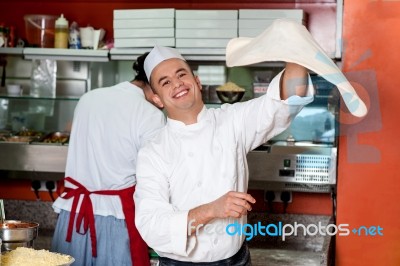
xmin=54 ymin=14 xmax=69 ymax=48
xmin=6 ymin=84 xmax=22 ymax=96
xmin=24 ymin=14 xmax=57 ymax=48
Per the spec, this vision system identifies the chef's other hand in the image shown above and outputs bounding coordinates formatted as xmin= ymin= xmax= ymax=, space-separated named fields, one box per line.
xmin=210 ymin=191 xmax=256 ymax=219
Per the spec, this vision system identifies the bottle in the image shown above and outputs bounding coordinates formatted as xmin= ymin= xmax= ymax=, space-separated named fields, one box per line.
xmin=0 ymin=23 xmax=4 ymax=47
xmin=54 ymin=14 xmax=69 ymax=48
xmin=7 ymin=26 xmax=15 ymax=47
xmin=68 ymin=21 xmax=81 ymax=49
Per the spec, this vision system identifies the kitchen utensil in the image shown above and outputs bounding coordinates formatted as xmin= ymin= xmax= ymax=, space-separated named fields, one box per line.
xmin=0 ymin=220 xmax=39 ymax=251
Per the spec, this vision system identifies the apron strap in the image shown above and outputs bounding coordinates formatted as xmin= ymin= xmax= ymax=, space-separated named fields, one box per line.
xmin=61 ymin=177 xmax=150 ymax=265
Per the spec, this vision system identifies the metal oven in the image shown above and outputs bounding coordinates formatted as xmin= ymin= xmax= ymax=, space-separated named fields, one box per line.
xmin=247 ymin=74 xmax=340 ymax=194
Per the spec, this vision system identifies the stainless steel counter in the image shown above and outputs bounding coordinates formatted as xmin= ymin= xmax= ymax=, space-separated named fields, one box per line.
xmin=0 ymin=143 xmax=67 ymax=173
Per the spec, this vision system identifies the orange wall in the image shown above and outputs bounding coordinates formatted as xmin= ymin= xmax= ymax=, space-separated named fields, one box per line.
xmin=336 ymin=1 xmax=400 ymax=265
xmin=0 ymin=1 xmax=337 ymax=211
xmin=0 ymin=1 xmax=336 ymax=54
xmin=0 ymin=178 xmax=64 ymax=201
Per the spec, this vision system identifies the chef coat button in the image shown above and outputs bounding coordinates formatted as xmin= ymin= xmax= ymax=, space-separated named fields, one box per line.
xmin=188 ymin=152 xmax=194 ymax=157
xmin=197 ymin=182 xmax=202 ymax=187
xmin=213 ymin=239 xmax=218 ymax=245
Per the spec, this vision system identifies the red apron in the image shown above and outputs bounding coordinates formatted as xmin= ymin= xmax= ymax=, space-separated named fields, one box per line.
xmin=61 ymin=176 xmax=150 ymax=266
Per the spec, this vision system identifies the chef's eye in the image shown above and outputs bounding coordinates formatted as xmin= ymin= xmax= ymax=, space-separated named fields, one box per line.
xmin=162 ymin=80 xmax=171 ymax=87
xmin=178 ymin=72 xmax=186 ymax=78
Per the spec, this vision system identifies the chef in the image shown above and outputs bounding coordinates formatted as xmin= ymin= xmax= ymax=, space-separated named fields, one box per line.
xmin=51 ymin=52 xmax=166 ymax=266
xmin=134 ymin=18 xmax=366 ymax=266
xmin=134 ymin=19 xmax=366 ymax=266
xmin=133 ymin=46 xmax=313 ymax=266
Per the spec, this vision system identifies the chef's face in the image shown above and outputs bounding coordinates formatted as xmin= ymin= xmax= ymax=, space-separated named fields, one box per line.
xmin=150 ymin=58 xmax=203 ymax=114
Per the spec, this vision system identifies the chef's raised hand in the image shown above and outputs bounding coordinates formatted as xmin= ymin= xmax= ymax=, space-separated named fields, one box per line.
xmin=187 ymin=191 xmax=256 ymax=235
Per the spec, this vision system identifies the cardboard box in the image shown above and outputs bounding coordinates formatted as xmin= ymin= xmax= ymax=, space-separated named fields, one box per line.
xmin=114 ymin=8 xmax=175 ymax=19
xmin=114 ymin=38 xmax=175 ymax=48
xmin=176 ymin=19 xmax=238 ymax=29
xmin=113 ymin=19 xmax=174 ymax=29
xmin=114 ymin=28 xmax=175 ymax=38
xmin=239 ymin=9 xmax=305 ymax=20
xmin=175 ymin=38 xmax=231 ymax=48
xmin=176 ymin=10 xmax=238 ymax=20
xmin=238 ymin=28 xmax=266 ymax=37
xmin=175 ymin=29 xmax=237 ymax=39
xmin=239 ymin=18 xmax=304 ymax=29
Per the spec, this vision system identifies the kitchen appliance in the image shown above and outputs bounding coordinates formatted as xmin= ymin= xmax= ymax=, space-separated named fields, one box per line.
xmin=247 ymin=74 xmax=339 ymax=193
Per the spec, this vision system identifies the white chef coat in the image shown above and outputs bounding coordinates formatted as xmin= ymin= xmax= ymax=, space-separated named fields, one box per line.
xmin=52 ymin=81 xmax=166 ymax=219
xmin=134 ymin=71 xmax=314 ymax=262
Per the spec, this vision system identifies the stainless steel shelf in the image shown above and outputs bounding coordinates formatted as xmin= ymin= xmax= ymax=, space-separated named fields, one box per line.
xmin=110 ymin=48 xmax=226 ymax=61
xmin=1 ymin=47 xmax=335 ymax=63
xmin=0 ymin=93 xmax=80 ymax=101
xmin=23 ymin=48 xmax=110 ymax=62
xmin=0 ymin=47 xmax=24 ymax=55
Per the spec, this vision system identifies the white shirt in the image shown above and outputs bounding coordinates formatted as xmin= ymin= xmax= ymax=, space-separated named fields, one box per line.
xmin=134 ymin=71 xmax=314 ymax=262
xmin=53 ymin=81 xmax=166 ymax=219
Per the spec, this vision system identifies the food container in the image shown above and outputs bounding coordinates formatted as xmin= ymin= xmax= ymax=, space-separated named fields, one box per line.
xmin=0 ymin=220 xmax=39 ymax=252
xmin=1 ymin=247 xmax=75 ymax=265
xmin=215 ymin=82 xmax=246 ymax=104
xmin=216 ymin=91 xmax=245 ymax=104
xmin=0 ymin=136 xmax=38 ymax=143
xmin=24 ymin=14 xmax=57 ymax=48
xmin=6 ymin=84 xmax=23 ymax=96
xmin=33 ymin=131 xmax=70 ymax=145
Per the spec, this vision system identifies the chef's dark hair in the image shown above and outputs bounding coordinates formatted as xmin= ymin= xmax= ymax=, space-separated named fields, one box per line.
xmin=132 ymin=52 xmax=149 ymax=83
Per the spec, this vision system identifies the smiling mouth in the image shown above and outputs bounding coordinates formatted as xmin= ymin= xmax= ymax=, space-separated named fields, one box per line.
xmin=173 ymin=89 xmax=189 ymax=99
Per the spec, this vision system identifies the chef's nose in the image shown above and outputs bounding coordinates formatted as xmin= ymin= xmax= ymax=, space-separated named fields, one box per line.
xmin=172 ymin=77 xmax=184 ymax=89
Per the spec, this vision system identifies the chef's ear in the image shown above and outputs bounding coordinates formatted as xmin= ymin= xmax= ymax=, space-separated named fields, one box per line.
xmin=152 ymin=94 xmax=164 ymax=109
xmin=195 ymin=75 xmax=202 ymax=90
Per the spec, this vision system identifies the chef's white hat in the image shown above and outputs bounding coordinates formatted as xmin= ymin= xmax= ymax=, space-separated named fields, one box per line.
xmin=144 ymin=45 xmax=186 ymax=81
xmin=226 ymin=19 xmax=368 ymax=117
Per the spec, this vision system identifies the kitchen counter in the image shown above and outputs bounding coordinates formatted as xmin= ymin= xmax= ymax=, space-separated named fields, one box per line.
xmin=4 ymin=201 xmax=333 ymax=265
xmin=31 ymin=234 xmax=322 ymax=266
xmin=32 ymin=233 xmax=330 ymax=266
xmin=250 ymin=248 xmax=324 ymax=266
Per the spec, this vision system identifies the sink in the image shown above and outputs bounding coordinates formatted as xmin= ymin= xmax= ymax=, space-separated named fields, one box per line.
xmin=247 ymin=213 xmax=334 ymax=266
